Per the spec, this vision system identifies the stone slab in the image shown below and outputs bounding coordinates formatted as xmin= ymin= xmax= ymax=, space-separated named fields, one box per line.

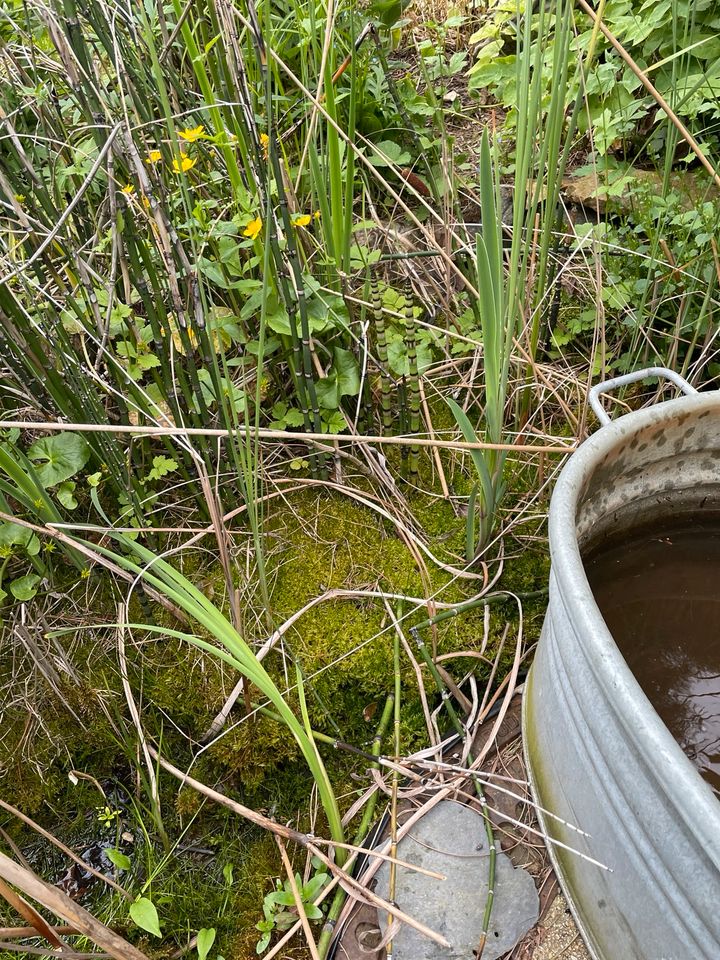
xmin=376 ymin=799 xmax=539 ymax=960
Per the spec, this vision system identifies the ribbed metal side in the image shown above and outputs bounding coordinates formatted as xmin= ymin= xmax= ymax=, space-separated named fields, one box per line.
xmin=523 ymin=390 xmax=720 ymax=960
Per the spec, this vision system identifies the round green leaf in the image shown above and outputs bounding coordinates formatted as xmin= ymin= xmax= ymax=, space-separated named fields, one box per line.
xmin=57 ymin=481 xmax=78 ymax=510
xmin=10 ymin=573 xmax=41 ymax=601
xmin=27 ymin=433 xmax=91 ymax=488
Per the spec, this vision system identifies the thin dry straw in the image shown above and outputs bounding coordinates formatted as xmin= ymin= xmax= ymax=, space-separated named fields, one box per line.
xmin=0 ymin=421 xmax=575 ymax=454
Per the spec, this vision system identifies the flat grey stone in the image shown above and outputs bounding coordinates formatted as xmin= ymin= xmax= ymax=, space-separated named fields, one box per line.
xmin=375 ymin=799 xmax=539 ymax=960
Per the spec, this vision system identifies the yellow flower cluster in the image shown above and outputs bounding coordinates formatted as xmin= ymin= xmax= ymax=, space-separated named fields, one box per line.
xmin=143 ymin=126 xmax=206 ymax=176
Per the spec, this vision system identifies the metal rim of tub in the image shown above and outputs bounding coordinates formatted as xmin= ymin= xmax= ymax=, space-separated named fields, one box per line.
xmin=523 ymin=369 xmax=720 ymax=960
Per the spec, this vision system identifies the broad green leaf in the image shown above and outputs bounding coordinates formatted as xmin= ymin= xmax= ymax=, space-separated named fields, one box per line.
xmin=10 ymin=573 xmax=41 ymax=601
xmin=57 ymin=481 xmax=78 ymax=510
xmin=207 ymin=308 xmax=245 ymax=349
xmin=316 ymin=348 xmax=360 ymax=410
xmin=134 ymin=354 xmax=161 ymax=374
xmin=333 ymin=347 xmax=360 ymax=397
xmin=266 ymin=305 xmax=327 ymax=337
xmin=367 ymin=139 xmax=412 ymax=167
xmin=306 ymin=293 xmax=348 ymax=333
xmin=218 ymin=235 xmax=242 ymax=269
xmin=130 ymin=897 xmax=162 ymax=938
xmin=245 ymin=336 xmax=280 ymax=356
xmin=321 ymin=410 xmax=348 ymax=433
xmin=198 ymin=257 xmax=233 ymax=288
xmin=0 ymin=522 xmax=40 ymax=555
xmin=109 ymin=302 xmax=133 ymax=336
xmin=285 ymin=409 xmax=305 ymax=427
xmin=60 ymin=306 xmax=86 ymax=335
xmin=27 ymin=433 xmax=91 ymax=488
xmin=223 ymin=863 xmax=234 ymax=885
xmin=105 ymin=848 xmax=131 ymax=871
xmin=386 ymin=337 xmax=433 ymax=376
xmin=315 ymin=372 xmax=339 ymax=410
xmin=196 ymin=927 xmax=216 ymax=960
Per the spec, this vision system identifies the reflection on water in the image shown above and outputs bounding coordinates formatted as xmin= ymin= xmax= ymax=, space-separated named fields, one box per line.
xmin=584 ymin=517 xmax=720 ymax=798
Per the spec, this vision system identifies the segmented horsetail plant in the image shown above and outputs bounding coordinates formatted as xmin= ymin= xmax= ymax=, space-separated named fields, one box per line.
xmin=369 ymin=274 xmax=394 ymax=433
xmin=402 ymin=283 xmax=421 ymax=479
xmin=240 ymin=0 xmax=328 ymax=477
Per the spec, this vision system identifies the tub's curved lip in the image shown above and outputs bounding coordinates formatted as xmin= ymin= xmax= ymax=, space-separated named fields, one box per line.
xmin=549 ymin=390 xmax=720 ymax=855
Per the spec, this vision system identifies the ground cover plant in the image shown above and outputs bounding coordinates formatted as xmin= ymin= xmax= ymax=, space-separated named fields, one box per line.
xmin=0 ymin=0 xmax=718 ymax=957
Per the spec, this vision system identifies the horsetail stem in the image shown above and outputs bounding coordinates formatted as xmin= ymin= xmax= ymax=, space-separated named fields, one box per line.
xmin=369 ymin=274 xmax=394 ymax=433
xmin=403 ymin=283 xmax=421 ymax=479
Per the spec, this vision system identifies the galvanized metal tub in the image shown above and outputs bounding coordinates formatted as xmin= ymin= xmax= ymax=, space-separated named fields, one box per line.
xmin=523 ymin=368 xmax=720 ymax=960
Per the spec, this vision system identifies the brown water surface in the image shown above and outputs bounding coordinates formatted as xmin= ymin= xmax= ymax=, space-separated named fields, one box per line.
xmin=584 ymin=516 xmax=720 ymax=798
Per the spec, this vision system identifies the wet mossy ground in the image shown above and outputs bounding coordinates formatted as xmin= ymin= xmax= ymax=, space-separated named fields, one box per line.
xmin=0 ymin=457 xmax=552 ymax=958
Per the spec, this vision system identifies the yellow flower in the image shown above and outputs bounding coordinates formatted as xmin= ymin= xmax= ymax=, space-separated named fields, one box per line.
xmin=121 ymin=184 xmax=135 ymax=196
xmin=243 ymin=217 xmax=263 ymax=240
xmin=14 ymin=193 xmax=25 ymax=204
xmin=145 ymin=149 xmax=162 ymax=164
xmin=141 ymin=194 xmax=151 ymax=210
xmin=179 ymin=124 xmax=205 ymax=142
xmin=292 ymin=214 xmax=312 ymax=228
xmin=172 ymin=153 xmax=197 ymax=174
xmin=260 ymin=132 xmax=269 ymax=158
xmin=313 ymin=210 xmax=321 ymax=219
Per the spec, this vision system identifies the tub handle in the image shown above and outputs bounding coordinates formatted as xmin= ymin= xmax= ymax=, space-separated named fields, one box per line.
xmin=589 ymin=366 xmax=697 ymax=427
